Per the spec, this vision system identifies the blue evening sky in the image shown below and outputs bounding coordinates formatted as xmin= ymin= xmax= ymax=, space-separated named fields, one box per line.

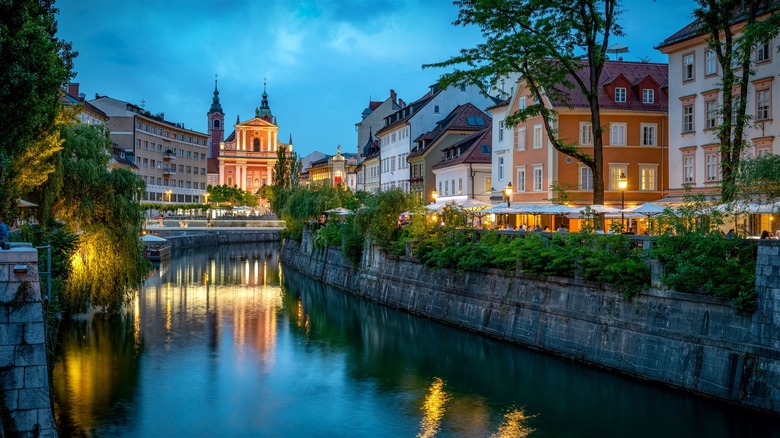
xmin=56 ymin=0 xmax=696 ymax=159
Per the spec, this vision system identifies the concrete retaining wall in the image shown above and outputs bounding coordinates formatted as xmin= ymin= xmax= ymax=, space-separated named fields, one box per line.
xmin=281 ymin=236 xmax=780 ymax=414
xmin=0 ymin=248 xmax=57 ymax=437
xmin=148 ymin=230 xmax=280 ymax=251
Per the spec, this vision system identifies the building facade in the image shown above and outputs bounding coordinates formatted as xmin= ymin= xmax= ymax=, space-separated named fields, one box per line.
xmin=217 ymin=85 xmax=293 ymax=200
xmin=408 ymin=103 xmax=492 ymax=204
xmin=498 ymin=61 xmax=669 ymax=209
xmin=90 ymin=95 xmax=208 ymax=204
xmin=430 ymin=127 xmax=493 ymax=204
xmin=306 ymin=147 xmax=358 ymax=189
xmin=355 ymin=91 xmax=401 ymax=191
xmin=376 ymin=83 xmax=499 ymax=193
xmin=657 ymin=6 xmax=780 ymax=198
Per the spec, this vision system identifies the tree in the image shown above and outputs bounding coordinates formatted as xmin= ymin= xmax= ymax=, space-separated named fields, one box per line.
xmin=28 ymin=120 xmax=149 ymax=313
xmin=692 ymin=0 xmax=780 ymax=202
xmin=272 ymin=144 xmax=301 ymax=189
xmin=425 ymin=0 xmax=622 ymax=205
xmin=206 ymin=184 xmax=257 ymax=206
xmin=0 ymin=0 xmax=75 ymax=214
xmin=739 ymin=154 xmax=780 ymax=203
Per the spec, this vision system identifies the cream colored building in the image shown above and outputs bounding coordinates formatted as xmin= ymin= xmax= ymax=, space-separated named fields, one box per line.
xmin=90 ymin=96 xmax=209 ymax=204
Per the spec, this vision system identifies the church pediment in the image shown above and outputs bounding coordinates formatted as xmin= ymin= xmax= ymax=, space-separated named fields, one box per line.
xmin=239 ymin=117 xmax=277 ymax=128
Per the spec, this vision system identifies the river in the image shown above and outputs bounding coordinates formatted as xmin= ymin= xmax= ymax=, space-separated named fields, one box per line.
xmin=52 ymin=243 xmax=780 ymax=437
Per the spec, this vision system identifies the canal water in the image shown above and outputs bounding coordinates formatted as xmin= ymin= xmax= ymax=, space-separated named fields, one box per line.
xmin=53 ymin=243 xmax=780 ymax=437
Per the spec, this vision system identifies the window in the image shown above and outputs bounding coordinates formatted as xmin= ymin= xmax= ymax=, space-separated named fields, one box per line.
xmin=757 ymin=148 xmax=771 ymax=157
xmin=579 ymin=122 xmax=593 ymax=145
xmin=706 ymin=99 xmax=719 ymax=128
xmin=706 ymin=153 xmax=718 ymax=181
xmin=705 ymin=49 xmax=717 ymax=76
xmin=498 ymin=156 xmax=505 ymax=180
xmin=642 ymin=89 xmax=654 ymax=104
xmin=756 ymin=89 xmax=771 ymax=120
xmin=639 ymin=167 xmax=656 ymax=191
xmin=498 ymin=121 xmax=505 ymax=142
xmin=516 ymin=167 xmax=526 ymax=192
xmin=757 ymin=41 xmax=771 ymax=63
xmin=731 ymin=96 xmax=740 ymax=124
xmin=683 ymin=104 xmax=694 ymax=132
xmin=533 ymin=166 xmax=543 ymax=191
xmin=615 ymin=87 xmax=626 ymax=103
xmin=445 ymin=180 xmax=449 ymax=196
xmin=683 ymin=53 xmax=695 ymax=81
xmin=610 ymin=123 xmax=626 ymax=146
xmin=519 ymin=97 xmax=526 ymax=110
xmin=533 ymin=124 xmax=543 ymax=149
xmin=434 ymin=105 xmax=440 ymax=113
xmin=580 ymin=166 xmax=593 ymax=190
xmin=641 ymin=123 xmax=657 ymax=146
xmin=517 ymin=127 xmax=526 ymax=150
xmin=683 ymin=156 xmax=695 ymax=183
xmin=214 ymin=119 xmax=220 ymax=128
xmin=609 ymin=166 xmax=628 ymax=190
xmin=458 ymin=178 xmax=462 ymax=194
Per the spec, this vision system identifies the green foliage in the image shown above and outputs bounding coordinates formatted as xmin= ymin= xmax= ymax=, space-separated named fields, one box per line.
xmin=26 ymin=122 xmax=150 ymax=313
xmin=425 ymin=0 xmax=623 ymax=204
xmin=0 ymin=0 xmax=75 ymax=215
xmin=738 ymin=154 xmax=780 ymax=204
xmin=206 ymin=184 xmax=257 ymax=207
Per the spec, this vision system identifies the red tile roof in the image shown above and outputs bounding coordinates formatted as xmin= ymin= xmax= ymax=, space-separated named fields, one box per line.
xmin=409 ymin=103 xmax=491 ymax=158
xmin=432 ymin=127 xmax=492 ymax=170
xmin=547 ymin=61 xmax=668 ymax=112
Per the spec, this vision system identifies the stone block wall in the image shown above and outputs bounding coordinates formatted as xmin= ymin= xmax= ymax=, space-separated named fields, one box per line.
xmin=282 ymin=235 xmax=780 ymax=415
xmin=0 ymin=248 xmax=57 ymax=437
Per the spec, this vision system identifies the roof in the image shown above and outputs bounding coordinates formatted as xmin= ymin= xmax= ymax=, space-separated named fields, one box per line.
xmin=369 ymin=101 xmax=383 ymax=111
xmin=547 ymin=61 xmax=669 ymax=112
xmin=409 ymin=103 xmax=491 ymax=158
xmin=657 ymin=1 xmax=780 ymax=49
xmin=432 ymin=127 xmax=492 ymax=170
xmin=485 ymin=98 xmax=510 ymax=112
xmin=376 ymin=88 xmax=438 ymax=136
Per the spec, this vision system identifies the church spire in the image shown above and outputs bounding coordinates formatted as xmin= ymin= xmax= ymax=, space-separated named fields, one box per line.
xmin=257 ymin=78 xmax=273 ymax=121
xmin=209 ymin=76 xmax=223 ymax=114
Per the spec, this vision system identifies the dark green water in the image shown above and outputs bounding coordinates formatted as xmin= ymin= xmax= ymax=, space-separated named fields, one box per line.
xmin=53 ymin=243 xmax=780 ymax=437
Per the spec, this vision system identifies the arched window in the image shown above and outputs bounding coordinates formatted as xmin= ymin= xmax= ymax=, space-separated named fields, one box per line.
xmin=214 ymin=119 xmax=220 ymax=128
xmin=253 ymin=138 xmax=260 ymax=152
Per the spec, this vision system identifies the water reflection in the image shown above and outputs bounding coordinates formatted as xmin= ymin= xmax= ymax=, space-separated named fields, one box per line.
xmin=53 ymin=244 xmax=780 ymax=437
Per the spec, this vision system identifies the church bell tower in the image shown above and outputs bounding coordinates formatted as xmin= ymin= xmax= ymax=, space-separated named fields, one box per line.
xmin=207 ymin=77 xmax=224 ymax=159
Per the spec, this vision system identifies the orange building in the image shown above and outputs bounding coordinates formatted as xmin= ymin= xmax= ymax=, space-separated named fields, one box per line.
xmin=508 ymin=61 xmax=669 ymax=218
xmin=217 ymin=83 xmax=293 ymax=201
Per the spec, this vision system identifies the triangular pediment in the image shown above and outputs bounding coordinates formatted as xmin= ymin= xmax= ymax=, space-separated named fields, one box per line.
xmin=239 ymin=117 xmax=277 ymax=128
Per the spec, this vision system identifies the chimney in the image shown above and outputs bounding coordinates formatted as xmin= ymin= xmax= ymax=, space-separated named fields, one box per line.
xmin=398 ymin=99 xmax=405 ymax=108
xmin=390 ymin=89 xmax=397 ymax=103
xmin=67 ymin=83 xmax=80 ymax=98
xmin=78 ymin=93 xmax=86 ymax=101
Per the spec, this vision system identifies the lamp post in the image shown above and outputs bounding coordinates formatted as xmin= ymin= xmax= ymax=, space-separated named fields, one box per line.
xmin=431 ymin=189 xmax=438 ymax=205
xmin=504 ymin=182 xmax=513 ymax=228
xmin=618 ymin=172 xmax=627 ymax=229
xmin=166 ymin=190 xmax=172 ymax=204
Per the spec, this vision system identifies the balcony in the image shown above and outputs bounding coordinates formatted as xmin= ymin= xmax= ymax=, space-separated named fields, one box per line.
xmin=163 ymin=149 xmax=176 ymax=161
xmin=162 ymin=166 xmax=177 ymax=177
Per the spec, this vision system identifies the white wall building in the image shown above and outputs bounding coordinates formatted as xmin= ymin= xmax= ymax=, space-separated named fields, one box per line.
xmin=431 ymin=128 xmax=493 ymax=204
xmin=657 ymin=7 xmax=780 ymax=197
xmin=376 ymin=83 xmax=499 ymax=192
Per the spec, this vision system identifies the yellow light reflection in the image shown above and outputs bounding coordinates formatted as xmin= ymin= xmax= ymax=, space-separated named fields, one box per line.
xmin=489 ymin=409 xmax=535 ymax=438
xmin=417 ymin=377 xmax=450 ymax=438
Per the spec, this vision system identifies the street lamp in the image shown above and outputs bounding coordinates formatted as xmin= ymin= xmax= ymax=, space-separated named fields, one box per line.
xmin=504 ymin=182 xmax=513 ymax=208
xmin=431 ymin=189 xmax=438 ymax=204
xmin=618 ymin=172 xmax=627 ymax=228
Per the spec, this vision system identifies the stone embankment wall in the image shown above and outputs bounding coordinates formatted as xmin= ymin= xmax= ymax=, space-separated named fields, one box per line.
xmin=0 ymin=247 xmax=57 ymax=437
xmin=281 ymin=235 xmax=780 ymax=414
xmin=151 ymin=230 xmax=280 ymax=251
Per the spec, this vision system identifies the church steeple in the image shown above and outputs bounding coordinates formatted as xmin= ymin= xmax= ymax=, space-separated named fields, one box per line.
xmin=209 ymin=78 xmax=223 ymax=114
xmin=207 ymin=75 xmax=225 ymax=159
xmin=257 ymin=78 xmax=273 ymax=121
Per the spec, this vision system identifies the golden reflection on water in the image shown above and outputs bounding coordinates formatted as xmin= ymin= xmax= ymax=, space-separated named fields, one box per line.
xmin=55 ymin=246 xmax=283 ymax=433
xmin=417 ymin=377 xmax=450 ymax=438
xmin=489 ymin=408 xmax=535 ymax=437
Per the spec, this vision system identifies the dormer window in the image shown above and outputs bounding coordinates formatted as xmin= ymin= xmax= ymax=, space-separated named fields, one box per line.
xmin=615 ymin=87 xmax=626 ymax=103
xmin=642 ymin=89 xmax=654 ymax=104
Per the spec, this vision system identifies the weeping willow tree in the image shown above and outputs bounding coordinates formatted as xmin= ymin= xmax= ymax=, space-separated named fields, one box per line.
xmin=28 ymin=116 xmax=149 ymax=313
